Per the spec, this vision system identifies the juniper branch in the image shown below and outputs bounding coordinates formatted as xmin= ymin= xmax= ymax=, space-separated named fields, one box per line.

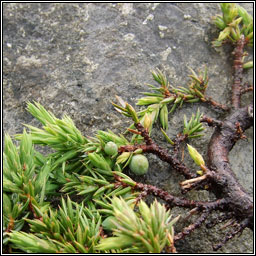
xmin=232 ymin=35 xmax=246 ymax=109
xmin=119 ymin=122 xmax=196 ymax=179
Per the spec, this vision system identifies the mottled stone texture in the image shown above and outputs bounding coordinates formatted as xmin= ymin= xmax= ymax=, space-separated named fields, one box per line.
xmin=3 ymin=3 xmax=253 ymax=253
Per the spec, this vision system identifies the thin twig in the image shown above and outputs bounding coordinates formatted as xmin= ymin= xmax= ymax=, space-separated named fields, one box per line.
xmin=204 ymin=96 xmax=229 ymax=111
xmin=174 ymin=211 xmax=210 ymax=241
xmin=205 ymin=212 xmax=233 ymax=228
xmin=201 ymin=115 xmax=223 ymax=128
xmin=115 ymin=175 xmax=227 ymax=211
xmin=213 ymin=218 xmax=249 ymax=251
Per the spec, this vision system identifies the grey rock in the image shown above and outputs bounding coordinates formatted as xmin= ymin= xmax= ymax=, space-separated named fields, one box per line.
xmin=3 ymin=3 xmax=253 ymax=253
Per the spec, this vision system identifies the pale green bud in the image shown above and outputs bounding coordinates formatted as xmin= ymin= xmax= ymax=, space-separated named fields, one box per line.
xmin=197 ymin=170 xmax=204 ymax=176
xmin=116 ymin=152 xmax=131 ymax=164
xmin=134 ymin=148 xmax=143 ymax=154
xmin=243 ymin=61 xmax=253 ymax=69
xmin=187 ymin=144 xmax=205 ymax=166
xmin=229 ymin=17 xmax=243 ymax=27
xmin=143 ymin=113 xmax=152 ymax=130
xmin=217 ymin=27 xmax=231 ymax=41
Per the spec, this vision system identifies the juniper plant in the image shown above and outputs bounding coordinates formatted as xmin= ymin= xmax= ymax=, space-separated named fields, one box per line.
xmin=3 ymin=3 xmax=253 ymax=253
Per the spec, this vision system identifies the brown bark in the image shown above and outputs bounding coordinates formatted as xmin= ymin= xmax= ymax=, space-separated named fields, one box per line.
xmin=207 ymin=105 xmax=253 ymax=228
xmin=231 ymin=35 xmax=246 ymax=109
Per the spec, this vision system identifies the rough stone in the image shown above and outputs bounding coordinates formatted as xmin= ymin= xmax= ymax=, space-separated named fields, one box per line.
xmin=3 ymin=3 xmax=253 ymax=253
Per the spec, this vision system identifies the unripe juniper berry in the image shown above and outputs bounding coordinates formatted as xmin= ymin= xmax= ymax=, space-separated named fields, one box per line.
xmin=104 ymin=141 xmax=118 ymax=156
xmin=129 ymin=154 xmax=149 ymax=175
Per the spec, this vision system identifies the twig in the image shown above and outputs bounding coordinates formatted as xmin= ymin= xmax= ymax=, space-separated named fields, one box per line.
xmin=173 ymin=133 xmax=188 ymax=160
xmin=241 ymin=82 xmax=253 ymax=95
xmin=231 ymin=35 xmax=246 ymax=109
xmin=201 ymin=115 xmax=223 ymax=128
xmin=205 ymin=212 xmax=233 ymax=228
xmin=204 ymin=96 xmax=229 ymax=111
xmin=115 ymin=175 xmax=227 ymax=211
xmin=235 ymin=122 xmax=247 ymax=140
xmin=212 ymin=218 xmax=250 ymax=251
xmin=174 ymin=211 xmax=210 ymax=241
xmin=180 ymin=174 xmax=208 ymax=189
xmin=119 ymin=123 xmax=196 ymax=179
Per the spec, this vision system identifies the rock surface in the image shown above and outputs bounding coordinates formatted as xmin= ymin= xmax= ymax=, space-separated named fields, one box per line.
xmin=3 ymin=3 xmax=253 ymax=253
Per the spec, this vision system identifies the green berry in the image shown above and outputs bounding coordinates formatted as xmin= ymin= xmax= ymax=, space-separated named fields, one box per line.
xmin=129 ymin=154 xmax=149 ymax=175
xmin=104 ymin=142 xmax=118 ymax=156
xmin=102 ymin=216 xmax=116 ymax=231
